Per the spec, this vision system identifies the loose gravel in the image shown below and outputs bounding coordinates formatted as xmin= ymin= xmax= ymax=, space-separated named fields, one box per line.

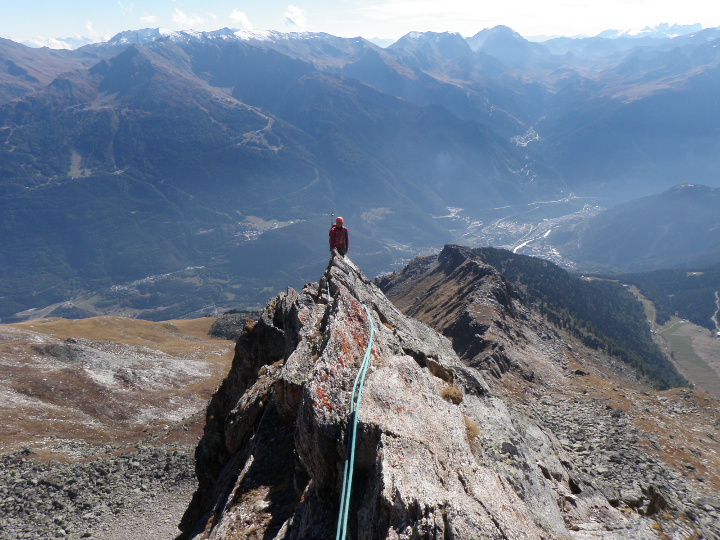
xmin=0 ymin=442 xmax=196 ymax=540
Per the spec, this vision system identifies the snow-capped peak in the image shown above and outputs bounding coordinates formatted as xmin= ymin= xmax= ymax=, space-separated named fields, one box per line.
xmin=401 ymin=30 xmax=463 ymax=42
xmin=103 ymin=27 xmax=336 ymax=47
xmin=108 ymin=28 xmax=177 ymax=46
xmin=232 ymin=29 xmax=273 ymax=41
xmin=596 ymin=23 xmax=703 ymax=40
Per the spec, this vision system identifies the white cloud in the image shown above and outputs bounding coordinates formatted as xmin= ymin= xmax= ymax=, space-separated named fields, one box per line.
xmin=140 ymin=13 xmax=158 ymax=24
xmin=230 ymin=9 xmax=254 ymax=30
xmin=22 ymin=32 xmax=100 ymax=50
xmin=285 ymin=5 xmax=307 ymax=29
xmin=23 ymin=36 xmax=73 ymax=49
xmin=84 ymin=21 xmax=108 ymax=43
xmin=349 ymin=0 xmax=718 ymax=38
xmin=172 ymin=8 xmax=205 ymax=27
xmin=86 ymin=21 xmax=99 ymax=37
xmin=118 ymin=1 xmax=134 ymax=16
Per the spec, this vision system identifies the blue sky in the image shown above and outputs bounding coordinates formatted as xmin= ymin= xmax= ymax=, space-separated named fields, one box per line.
xmin=3 ymin=0 xmax=720 ymax=48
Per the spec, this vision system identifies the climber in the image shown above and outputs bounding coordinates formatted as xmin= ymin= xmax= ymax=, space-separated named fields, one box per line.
xmin=329 ymin=216 xmax=349 ymax=256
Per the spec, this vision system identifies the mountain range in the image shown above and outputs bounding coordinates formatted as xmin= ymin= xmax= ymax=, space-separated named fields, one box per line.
xmin=2 ymin=24 xmax=720 ymax=319
xmin=553 ymin=184 xmax=720 ymax=272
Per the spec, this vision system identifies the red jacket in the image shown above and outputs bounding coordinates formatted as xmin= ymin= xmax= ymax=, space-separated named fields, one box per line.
xmin=329 ymin=225 xmax=349 ymax=250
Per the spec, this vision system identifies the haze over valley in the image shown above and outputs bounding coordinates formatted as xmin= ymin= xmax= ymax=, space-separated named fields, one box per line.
xmin=3 ymin=16 xmax=720 ymax=539
xmin=2 ymin=22 xmax=720 ymax=320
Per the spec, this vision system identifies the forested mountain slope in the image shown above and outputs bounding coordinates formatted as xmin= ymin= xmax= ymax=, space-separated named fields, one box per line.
xmin=379 ymin=245 xmax=685 ymax=389
xmin=2 ymin=26 xmax=720 ymax=319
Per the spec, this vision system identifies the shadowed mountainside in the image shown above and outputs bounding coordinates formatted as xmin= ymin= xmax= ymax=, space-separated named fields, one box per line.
xmin=3 ymin=26 xmax=720 ymax=319
xmin=552 ymin=184 xmax=720 ymax=273
xmin=0 ymin=32 xmax=549 ymax=321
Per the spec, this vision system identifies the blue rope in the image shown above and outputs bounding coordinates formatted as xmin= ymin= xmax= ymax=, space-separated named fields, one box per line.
xmin=336 ymin=303 xmax=375 ymax=540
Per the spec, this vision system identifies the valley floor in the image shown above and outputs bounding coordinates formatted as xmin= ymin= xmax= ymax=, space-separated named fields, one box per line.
xmin=629 ymin=284 xmax=720 ymax=399
xmin=658 ymin=318 xmax=720 ymax=398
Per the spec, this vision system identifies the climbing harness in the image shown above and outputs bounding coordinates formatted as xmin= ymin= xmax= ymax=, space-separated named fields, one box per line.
xmin=335 ymin=302 xmax=375 ymax=540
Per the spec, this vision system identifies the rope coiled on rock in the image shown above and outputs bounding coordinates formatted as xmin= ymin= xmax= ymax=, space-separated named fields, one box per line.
xmin=336 ymin=303 xmax=375 ymax=540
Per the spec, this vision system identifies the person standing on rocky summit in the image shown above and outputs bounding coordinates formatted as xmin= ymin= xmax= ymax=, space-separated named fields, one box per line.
xmin=329 ymin=216 xmax=349 ymax=256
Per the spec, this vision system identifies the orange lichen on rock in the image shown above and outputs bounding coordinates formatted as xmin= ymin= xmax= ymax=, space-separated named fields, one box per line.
xmin=315 ymin=386 xmax=333 ymax=411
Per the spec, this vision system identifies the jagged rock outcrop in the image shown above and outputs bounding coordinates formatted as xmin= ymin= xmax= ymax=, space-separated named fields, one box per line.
xmin=179 ymin=252 xmax=660 ymax=539
xmin=208 ymin=312 xmax=258 ymax=341
xmin=377 ymin=244 xmax=530 ymax=381
xmin=378 ymin=244 xmax=720 ymax=538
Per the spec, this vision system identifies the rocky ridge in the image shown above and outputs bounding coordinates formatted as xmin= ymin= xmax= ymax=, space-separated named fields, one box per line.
xmin=179 ymin=251 xmax=668 ymax=538
xmin=378 ymin=244 xmax=720 ymax=538
xmin=208 ymin=312 xmax=259 ymax=342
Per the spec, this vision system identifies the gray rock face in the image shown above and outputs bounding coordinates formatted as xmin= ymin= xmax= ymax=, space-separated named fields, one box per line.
xmin=208 ymin=312 xmax=258 ymax=341
xmin=179 ymin=253 xmax=660 ymax=539
xmin=378 ymin=244 xmax=720 ymax=538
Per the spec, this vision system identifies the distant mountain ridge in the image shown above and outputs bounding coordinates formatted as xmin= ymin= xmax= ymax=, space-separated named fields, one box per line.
xmin=2 ymin=24 xmax=720 ymax=319
xmin=552 ymin=185 xmax=720 ymax=273
xmin=596 ymin=23 xmax=704 ymax=40
xmin=27 ymin=22 xmax=710 ymax=51
xmin=378 ymin=245 xmax=685 ymax=389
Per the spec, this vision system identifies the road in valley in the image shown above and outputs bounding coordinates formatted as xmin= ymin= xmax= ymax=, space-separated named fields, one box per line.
xmin=433 ymin=195 xmax=604 ymax=268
